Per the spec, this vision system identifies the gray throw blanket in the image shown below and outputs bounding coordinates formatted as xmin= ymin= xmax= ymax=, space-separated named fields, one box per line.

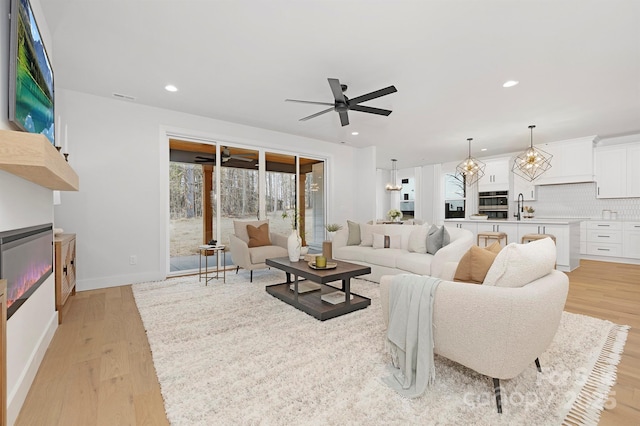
xmin=382 ymin=274 xmax=441 ymax=398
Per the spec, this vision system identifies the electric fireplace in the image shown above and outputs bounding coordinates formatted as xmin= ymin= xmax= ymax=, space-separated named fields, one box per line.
xmin=0 ymin=224 xmax=53 ymax=319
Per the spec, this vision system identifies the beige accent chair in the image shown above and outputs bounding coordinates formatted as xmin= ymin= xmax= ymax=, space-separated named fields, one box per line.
xmin=229 ymin=219 xmax=288 ymax=282
xmin=380 ymin=267 xmax=569 ymax=413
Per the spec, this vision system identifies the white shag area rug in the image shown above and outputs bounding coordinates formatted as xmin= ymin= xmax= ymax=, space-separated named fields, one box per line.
xmin=132 ymin=271 xmax=628 ymax=426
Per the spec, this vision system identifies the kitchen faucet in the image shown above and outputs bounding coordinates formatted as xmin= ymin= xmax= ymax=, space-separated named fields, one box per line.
xmin=515 ymin=193 xmax=524 ymax=221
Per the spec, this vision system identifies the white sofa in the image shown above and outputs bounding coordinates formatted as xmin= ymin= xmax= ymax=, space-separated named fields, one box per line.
xmin=332 ymin=223 xmax=474 ymax=282
xmin=379 ymin=237 xmax=569 ymax=412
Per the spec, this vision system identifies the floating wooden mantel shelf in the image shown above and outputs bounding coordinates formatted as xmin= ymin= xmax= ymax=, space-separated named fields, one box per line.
xmin=0 ymin=129 xmax=79 ymax=191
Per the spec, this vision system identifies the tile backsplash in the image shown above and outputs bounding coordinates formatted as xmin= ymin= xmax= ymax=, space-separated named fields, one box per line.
xmin=528 ymin=182 xmax=640 ymax=220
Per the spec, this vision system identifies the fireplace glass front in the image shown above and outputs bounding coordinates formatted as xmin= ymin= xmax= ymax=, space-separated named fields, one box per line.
xmin=0 ymin=224 xmax=53 ymax=319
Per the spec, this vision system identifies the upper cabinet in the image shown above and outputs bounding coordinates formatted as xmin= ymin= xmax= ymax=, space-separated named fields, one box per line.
xmin=512 ymin=172 xmax=537 ymax=201
xmin=533 ymin=136 xmax=596 ymax=186
xmin=478 ymin=157 xmax=510 ymax=192
xmin=595 ymin=142 xmax=640 ymax=198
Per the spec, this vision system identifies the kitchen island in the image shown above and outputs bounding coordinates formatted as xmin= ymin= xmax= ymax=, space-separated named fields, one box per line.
xmin=445 ymin=218 xmax=581 ymax=271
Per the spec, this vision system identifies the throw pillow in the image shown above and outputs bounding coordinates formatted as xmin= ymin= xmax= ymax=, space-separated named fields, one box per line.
xmin=233 ymin=219 xmax=268 ymax=244
xmin=426 ymin=224 xmax=451 ymax=255
xmin=483 ymin=237 xmax=556 ymax=288
xmin=454 ymin=242 xmax=502 ymax=284
xmin=359 ymin=223 xmax=376 ymax=247
xmin=372 ymin=233 xmax=401 ymax=249
xmin=247 ymin=223 xmax=271 ymax=248
xmin=346 ymin=220 xmax=361 ymax=246
xmin=407 ymin=224 xmax=429 ymax=253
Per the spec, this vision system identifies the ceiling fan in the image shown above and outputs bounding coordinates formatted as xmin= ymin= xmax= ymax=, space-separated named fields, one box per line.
xmin=286 ymin=78 xmax=397 ymax=126
xmin=195 ymin=147 xmax=255 ymax=164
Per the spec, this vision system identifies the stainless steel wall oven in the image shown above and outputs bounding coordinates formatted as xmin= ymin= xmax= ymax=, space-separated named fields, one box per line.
xmin=478 ymin=191 xmax=509 ymax=219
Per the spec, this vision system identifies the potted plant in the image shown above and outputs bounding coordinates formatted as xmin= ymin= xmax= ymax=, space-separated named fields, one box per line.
xmin=524 ymin=206 xmax=535 ymax=219
xmin=325 ymin=223 xmax=343 ymax=241
xmin=387 ymin=208 xmax=403 ymax=222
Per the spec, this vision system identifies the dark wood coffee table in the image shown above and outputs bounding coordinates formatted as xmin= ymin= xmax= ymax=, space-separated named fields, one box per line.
xmin=265 ymin=257 xmax=371 ymax=321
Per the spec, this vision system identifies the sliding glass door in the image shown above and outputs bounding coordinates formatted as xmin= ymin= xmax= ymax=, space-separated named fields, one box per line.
xmin=168 ymin=139 xmax=326 ymax=274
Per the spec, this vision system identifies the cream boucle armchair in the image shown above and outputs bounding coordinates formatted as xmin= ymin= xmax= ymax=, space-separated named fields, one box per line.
xmin=229 ymin=219 xmax=288 ymax=282
xmin=380 ymin=245 xmax=569 ymax=413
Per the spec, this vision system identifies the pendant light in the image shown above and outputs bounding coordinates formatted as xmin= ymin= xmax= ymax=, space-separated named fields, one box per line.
xmin=385 ymin=159 xmax=402 ymax=191
xmin=456 ymin=138 xmax=486 ymax=186
xmin=512 ymin=125 xmax=552 ymax=181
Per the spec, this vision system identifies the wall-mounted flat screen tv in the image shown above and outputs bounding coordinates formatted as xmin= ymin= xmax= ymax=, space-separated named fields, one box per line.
xmin=8 ymin=0 xmax=55 ymax=145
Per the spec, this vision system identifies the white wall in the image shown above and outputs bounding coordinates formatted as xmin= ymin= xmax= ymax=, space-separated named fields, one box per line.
xmin=53 ymin=89 xmax=375 ymax=290
xmin=1 ymin=0 xmax=58 ymax=423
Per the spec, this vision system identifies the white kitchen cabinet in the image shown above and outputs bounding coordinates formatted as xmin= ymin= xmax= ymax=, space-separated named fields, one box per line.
xmin=478 ymin=158 xmax=509 ymax=192
xmin=585 ymin=221 xmax=623 ymax=257
xmin=512 ymin=174 xmax=537 ymax=201
xmin=627 ymin=145 xmax=640 ymax=197
xmin=534 ymin=136 xmax=596 ymax=185
xmin=623 ymin=222 xmax=640 ymax=258
xmin=595 ymin=142 xmax=640 ymax=198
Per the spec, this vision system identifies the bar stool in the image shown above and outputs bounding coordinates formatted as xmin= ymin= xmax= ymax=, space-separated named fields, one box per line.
xmin=521 ymin=234 xmax=556 ymax=244
xmin=477 ymin=231 xmax=508 ymax=247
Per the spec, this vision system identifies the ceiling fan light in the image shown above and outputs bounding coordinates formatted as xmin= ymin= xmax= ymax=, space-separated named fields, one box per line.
xmin=456 ymin=138 xmax=486 ymax=186
xmin=512 ymin=125 xmax=553 ymax=182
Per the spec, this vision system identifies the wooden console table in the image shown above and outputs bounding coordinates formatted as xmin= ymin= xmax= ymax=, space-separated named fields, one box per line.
xmin=54 ymin=233 xmax=76 ymax=324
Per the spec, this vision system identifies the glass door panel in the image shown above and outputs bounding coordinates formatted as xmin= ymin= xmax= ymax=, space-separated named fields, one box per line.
xmin=300 ymin=157 xmax=325 ymax=249
xmin=265 ymin=152 xmax=297 ymax=236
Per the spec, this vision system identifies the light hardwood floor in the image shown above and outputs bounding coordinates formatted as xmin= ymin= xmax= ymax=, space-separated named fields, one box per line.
xmin=15 ymin=260 xmax=640 ymax=425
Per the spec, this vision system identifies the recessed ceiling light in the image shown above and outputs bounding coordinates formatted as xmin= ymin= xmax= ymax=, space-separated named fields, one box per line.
xmin=481 ymin=148 xmax=487 ymax=151
xmin=502 ymin=80 xmax=519 ymax=88
xmin=165 ymin=84 xmax=178 ymax=92
xmin=351 ymin=131 xmax=359 ymax=136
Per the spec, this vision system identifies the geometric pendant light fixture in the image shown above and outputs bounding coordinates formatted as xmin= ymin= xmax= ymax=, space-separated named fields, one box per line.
xmin=385 ymin=159 xmax=403 ymax=191
xmin=456 ymin=138 xmax=486 ymax=186
xmin=511 ymin=125 xmax=553 ymax=181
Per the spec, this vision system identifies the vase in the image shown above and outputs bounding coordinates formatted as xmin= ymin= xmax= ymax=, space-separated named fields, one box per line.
xmin=287 ymin=229 xmax=301 ymax=262
xmin=327 ymin=231 xmax=336 ymax=241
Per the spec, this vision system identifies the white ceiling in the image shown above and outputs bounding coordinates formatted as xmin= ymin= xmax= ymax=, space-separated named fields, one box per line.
xmin=40 ymin=0 xmax=640 ymax=169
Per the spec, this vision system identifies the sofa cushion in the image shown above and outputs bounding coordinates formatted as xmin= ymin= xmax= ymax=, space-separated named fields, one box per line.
xmin=333 ymin=245 xmax=368 ymax=262
xmin=359 ymin=223 xmax=376 ymax=247
xmin=247 ymin=223 xmax=271 ymax=248
xmin=234 ymin=219 xmax=268 ymax=244
xmin=372 ymin=233 xmax=401 ymax=249
xmin=483 ymin=237 xmax=556 ymax=288
xmin=408 ymin=224 xmax=429 ymax=253
xmin=395 ymin=252 xmax=433 ymax=276
xmin=363 ymin=248 xmax=407 ymax=269
xmin=347 ymin=220 xmax=361 ymax=246
xmin=453 ymin=242 xmax=502 ymax=284
xmin=249 ymin=244 xmax=288 ymax=264
xmin=426 ymin=224 xmax=450 ymax=255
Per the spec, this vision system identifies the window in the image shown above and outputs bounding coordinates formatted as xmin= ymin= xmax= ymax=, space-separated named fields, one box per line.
xmin=444 ymin=173 xmax=465 ymax=218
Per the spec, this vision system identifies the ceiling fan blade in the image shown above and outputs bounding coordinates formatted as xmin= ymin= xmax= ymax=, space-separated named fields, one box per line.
xmin=348 ymin=85 xmax=397 ymax=105
xmin=230 ymin=155 xmax=254 ymax=162
xmin=300 ymin=107 xmax=334 ymax=121
xmin=195 ymin=155 xmax=215 ymax=162
xmin=339 ymin=111 xmax=349 ymax=126
xmin=349 ymin=105 xmax=393 ymax=116
xmin=285 ymin=99 xmax=334 ymax=106
xmin=328 ymin=78 xmax=346 ymax=103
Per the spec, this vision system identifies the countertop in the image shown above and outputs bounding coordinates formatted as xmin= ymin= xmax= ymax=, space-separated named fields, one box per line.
xmin=445 ymin=218 xmax=583 ymax=225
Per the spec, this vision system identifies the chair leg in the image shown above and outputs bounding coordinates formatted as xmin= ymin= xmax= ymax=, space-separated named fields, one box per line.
xmin=250 ymin=270 xmax=253 ymax=283
xmin=493 ymin=378 xmax=502 ymax=414
xmin=235 ymin=266 xmax=239 ymax=274
xmin=535 ymin=358 xmax=541 ymax=372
